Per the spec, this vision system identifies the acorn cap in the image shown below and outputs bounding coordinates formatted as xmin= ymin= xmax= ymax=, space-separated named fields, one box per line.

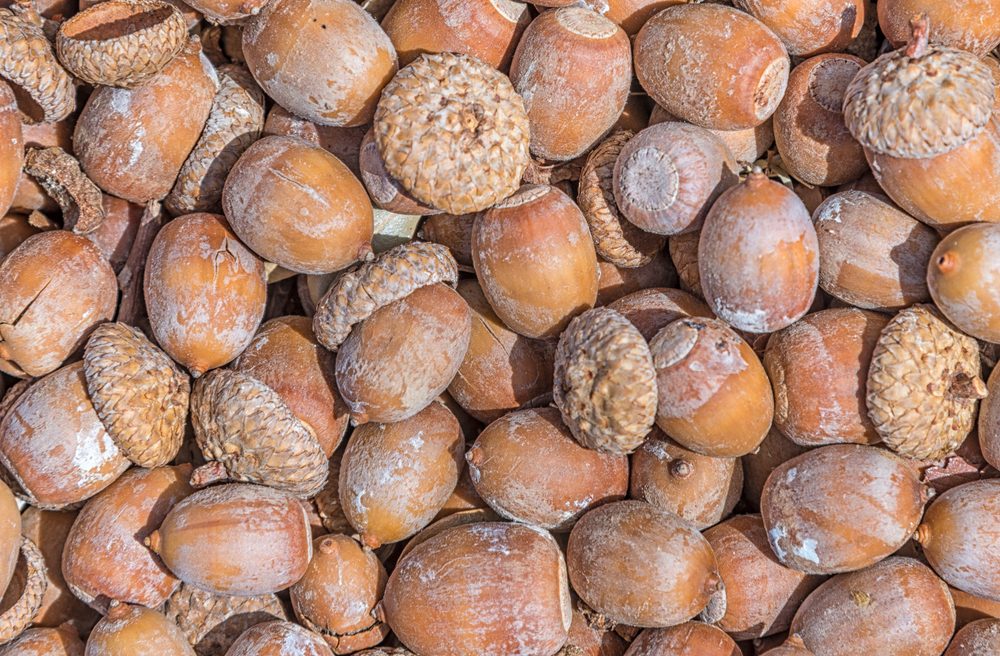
xmin=22 ymin=146 xmax=105 ymax=234
xmin=312 ymin=241 xmax=458 ymax=352
xmin=373 ymin=52 xmax=531 ymax=214
xmin=577 ymin=130 xmax=665 ymax=268
xmin=165 ymin=64 xmax=265 ymax=215
xmin=0 ymin=4 xmax=76 ymax=123
xmin=553 ymin=307 xmax=657 ymax=455
xmin=163 ymin=582 xmax=289 ymax=655
xmin=313 ymin=453 xmax=352 ymax=535
xmin=191 ymin=368 xmax=329 ymax=498
xmin=83 ymin=322 xmax=190 ymax=468
xmin=0 ymin=537 xmax=47 ymax=644
xmin=867 ymin=304 xmax=987 ymax=460
xmin=56 ymin=0 xmax=188 ymax=88
xmin=843 ymin=20 xmax=995 ymax=159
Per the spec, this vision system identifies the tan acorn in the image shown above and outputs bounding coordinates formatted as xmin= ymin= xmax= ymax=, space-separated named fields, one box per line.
xmin=624 ymin=623 xmax=740 ymax=656
xmin=553 ymin=307 xmax=656 ymax=455
xmin=732 ymin=0 xmax=866 ymax=57
xmin=0 ymin=624 xmax=85 ymax=655
xmin=85 ymin=603 xmax=196 ymax=656
xmin=945 ymin=619 xmax=1000 ymax=656
xmin=879 ymin=0 xmax=1000 ymax=56
xmin=0 ymin=4 xmax=75 ymax=123
xmin=262 ymin=105 xmax=366 ymax=180
xmin=163 ymin=583 xmax=288 ymax=656
xmin=867 ymin=304 xmax=986 ymax=460
xmin=224 ymin=622 xmax=333 ymax=656
xmin=83 ymin=195 xmax=143 ymax=274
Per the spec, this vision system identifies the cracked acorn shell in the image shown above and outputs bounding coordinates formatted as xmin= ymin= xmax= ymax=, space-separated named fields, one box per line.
xmin=928 ymin=223 xmax=1000 ymax=344
xmin=83 ymin=322 xmax=190 ymax=469
xmin=147 ymin=483 xmax=312 ymax=596
xmin=0 ymin=82 xmax=21 ymax=218
xmin=222 ymin=135 xmax=373 ymax=275
xmin=623 ymin=623 xmax=740 ymax=656
xmin=0 ymin=230 xmax=117 ymax=379
xmin=373 ymin=52 xmax=530 ymax=214
xmin=466 ymin=407 xmax=629 ymax=531
xmin=164 ymin=583 xmax=288 ymax=656
xmin=384 ymin=522 xmax=572 ymax=656
xmin=55 ymin=0 xmax=188 ymax=88
xmin=73 ymin=37 xmax=218 ymax=204
xmin=472 ymin=184 xmax=599 ymax=339
xmin=789 ymin=557 xmax=955 ymax=656
xmin=85 ymin=603 xmax=196 ymax=656
xmin=61 ymin=464 xmax=193 ymax=612
xmin=878 ymin=0 xmax=1000 ymax=56
xmin=866 ymin=304 xmax=986 ymax=461
xmin=761 ymin=444 xmax=927 ymax=575
xmin=0 ymin=5 xmax=75 ymax=123
xmin=842 ymin=29 xmax=1000 ymax=231
xmin=732 ymin=0 xmax=865 ymax=57
xmin=553 ymin=307 xmax=656 ymax=455
xmin=290 ymin=535 xmax=388 ymax=654
xmin=0 ymin=625 xmax=85 ymax=656
xmin=144 ymin=213 xmax=267 ymax=378
xmin=224 ymin=621 xmax=333 ymax=656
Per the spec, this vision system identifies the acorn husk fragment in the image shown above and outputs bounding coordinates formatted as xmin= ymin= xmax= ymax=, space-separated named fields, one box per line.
xmin=21 ymin=147 xmax=104 ymax=234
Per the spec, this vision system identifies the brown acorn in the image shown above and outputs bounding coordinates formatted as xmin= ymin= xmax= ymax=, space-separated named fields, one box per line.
xmin=398 ymin=508 xmax=499 ymax=562
xmin=84 ymin=603 xmax=196 ymax=656
xmin=607 ymin=287 xmax=712 ymax=343
xmin=163 ymin=583 xmax=288 ymax=656
xmin=732 ymin=0 xmax=866 ymax=57
xmin=83 ymin=195 xmax=143 ymax=274
xmin=668 ymin=230 xmax=703 ymax=301
xmin=0 ymin=624 xmax=85 ymax=655
xmin=261 ymin=105 xmax=366 ymax=180
xmin=878 ymin=0 xmax=1000 ymax=56
xmin=624 ymin=623 xmax=740 ymax=656
xmin=0 ymin=82 xmax=21 ymax=218
xmin=594 ymin=252 xmax=678 ymax=307
xmin=419 ymin=214 xmax=475 ymax=268
xmin=944 ymin=619 xmax=1000 ymax=656
xmin=928 ymin=223 xmax=1000 ymax=344
xmin=224 ymin=621 xmax=333 ymax=656
xmin=741 ymin=428 xmax=811 ymax=511
xmin=757 ymin=636 xmax=814 ymax=656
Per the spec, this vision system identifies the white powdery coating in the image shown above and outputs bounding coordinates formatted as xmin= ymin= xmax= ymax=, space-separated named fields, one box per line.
xmin=225 ymin=620 xmax=331 ymax=656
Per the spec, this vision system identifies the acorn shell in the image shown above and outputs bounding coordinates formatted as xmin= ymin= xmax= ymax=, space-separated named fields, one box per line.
xmin=163 ymin=583 xmax=288 ymax=656
xmin=0 ymin=6 xmax=76 ymax=123
xmin=668 ymin=230 xmax=703 ymax=301
xmin=85 ymin=603 xmax=196 ymax=656
xmin=624 ymin=623 xmax=740 ymax=656
xmin=944 ymin=618 xmax=1000 ymax=656
xmin=927 ymin=223 xmax=1000 ymax=344
xmin=0 ymin=538 xmax=49 ymax=646
xmin=224 ymin=621 xmax=332 ymax=656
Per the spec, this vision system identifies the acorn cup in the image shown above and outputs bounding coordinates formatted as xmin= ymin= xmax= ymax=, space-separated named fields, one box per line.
xmin=163 ymin=583 xmax=289 ymax=656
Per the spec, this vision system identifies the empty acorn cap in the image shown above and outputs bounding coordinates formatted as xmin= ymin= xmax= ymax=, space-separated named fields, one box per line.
xmin=867 ymin=304 xmax=987 ymax=460
xmin=373 ymin=52 xmax=531 ymax=214
xmin=312 ymin=241 xmax=458 ymax=352
xmin=553 ymin=307 xmax=657 ymax=455
xmin=190 ymin=368 xmax=328 ymax=499
xmin=843 ymin=18 xmax=995 ymax=159
xmin=83 ymin=322 xmax=190 ymax=468
xmin=163 ymin=582 xmax=289 ymax=655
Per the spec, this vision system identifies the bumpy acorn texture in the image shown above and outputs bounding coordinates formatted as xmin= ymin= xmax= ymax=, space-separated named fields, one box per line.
xmin=191 ymin=368 xmax=329 ymax=499
xmin=553 ymin=307 xmax=657 ymax=455
xmin=577 ymin=130 xmax=665 ymax=268
xmin=166 ymin=64 xmax=265 ymax=216
xmin=163 ymin=583 xmax=289 ymax=656
xmin=0 ymin=4 xmax=75 ymax=123
xmin=0 ymin=538 xmax=48 ymax=646
xmin=312 ymin=241 xmax=458 ymax=352
xmin=55 ymin=0 xmax=188 ymax=88
xmin=867 ymin=304 xmax=987 ymax=460
xmin=83 ymin=322 xmax=190 ymax=469
xmin=373 ymin=52 xmax=531 ymax=214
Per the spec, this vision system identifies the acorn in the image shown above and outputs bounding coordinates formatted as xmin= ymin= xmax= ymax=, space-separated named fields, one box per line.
xmin=698 ymin=170 xmax=819 ymax=334
xmin=509 ymin=6 xmax=632 ymax=161
xmin=0 ymin=362 xmax=130 ymax=509
xmin=980 ymin=365 xmax=1000 ymax=470
xmin=62 ymin=465 xmax=193 ymax=612
xmin=649 ymin=317 xmax=773 ymax=457
xmin=558 ymin=602 xmax=627 ymax=656
xmin=773 ymin=54 xmax=868 ymax=187
xmin=0 ymin=481 xmax=18 ymax=601
xmin=634 ymin=4 xmax=789 ymax=130
xmin=761 ymin=444 xmax=927 ymax=574
xmin=567 ymin=500 xmax=720 ymax=628
xmin=878 ymin=0 xmax=1000 ymax=56
xmin=630 ymin=431 xmax=742 ymax=530
xmin=741 ymin=428 xmax=811 ymax=511
xmin=242 ymin=0 xmax=397 ymax=127
xmin=554 ymin=308 xmax=656 ymax=455
xmin=262 ymin=105 xmax=366 ymax=179
xmin=180 ymin=0 xmax=264 ymax=24
xmin=608 ymin=287 xmax=712 ymax=343
xmin=448 ymin=279 xmax=554 ymax=424
xmin=0 ymin=231 xmax=117 ymax=379
xmin=290 ymin=535 xmax=388 ymax=654
xmin=358 ymin=128 xmax=440 ymax=217
xmin=398 ymin=508 xmax=500 ymax=562
xmin=668 ymin=230 xmax=703 ymax=301
xmin=648 ymin=105 xmax=775 ymax=166
xmin=916 ymin=479 xmax=1000 ymax=602
xmin=944 ymin=619 xmax=1000 ymax=656
xmin=472 ymin=184 xmax=599 ymax=339
xmin=761 ymin=636 xmax=815 ymax=656
xmin=383 ymin=522 xmax=571 ymax=656
xmin=339 ymin=401 xmax=464 ymax=547
xmin=732 ymin=0 xmax=865 ymax=57
xmin=420 ymin=214 xmax=475 ymax=268
xmin=624 ymin=623 xmax=740 ymax=656
xmin=702 ymin=515 xmax=824 ymax=640
xmin=613 ymin=122 xmax=737 ymax=237
xmin=927 ymin=223 xmax=1000 ymax=344
xmin=842 ymin=18 xmax=1000 ymax=231
xmin=0 ymin=624 xmax=85 ymax=655
xmin=163 ymin=583 xmax=288 ymax=655
xmin=222 ymin=135 xmax=373 ymax=275
xmin=594 ymin=252 xmax=678 ymax=307
xmin=789 ymin=557 xmax=955 ymax=656
xmin=82 ymin=195 xmax=142 ymax=274
xmin=764 ymin=308 xmax=887 ymax=447
xmin=813 ymin=191 xmax=938 ymax=311
xmin=0 ymin=82 xmax=21 ymax=218
xmin=867 ymin=304 xmax=986 ymax=461
xmin=466 ymin=407 xmax=629 ymax=530
xmin=380 ymin=0 xmax=531 ymax=70
xmin=224 ymin=621 xmax=333 ymax=656
xmin=73 ymin=37 xmax=217 ymax=204
xmin=144 ymin=213 xmax=267 ymax=377
xmin=146 ymin=483 xmax=312 ymax=596
xmin=84 ymin=603 xmax=196 ymax=656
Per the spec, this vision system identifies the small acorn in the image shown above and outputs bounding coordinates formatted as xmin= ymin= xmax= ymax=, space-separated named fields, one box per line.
xmin=224 ymin=621 xmax=333 ymax=656
xmin=927 ymin=223 xmax=1000 ymax=344
xmin=878 ymin=0 xmax=1000 ymax=56
xmin=419 ymin=214 xmax=475 ymax=269
xmin=944 ymin=619 xmax=1000 ymax=656
xmin=84 ymin=603 xmax=196 ymax=656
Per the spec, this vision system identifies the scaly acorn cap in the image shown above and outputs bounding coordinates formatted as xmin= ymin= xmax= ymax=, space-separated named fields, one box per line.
xmin=867 ymin=304 xmax=987 ymax=460
xmin=843 ymin=16 xmax=995 ymax=159
xmin=0 ymin=4 xmax=76 ymax=123
xmin=312 ymin=241 xmax=458 ymax=352
xmin=577 ymin=130 xmax=665 ymax=268
xmin=0 ymin=537 xmax=47 ymax=645
xmin=553 ymin=307 xmax=658 ymax=455
xmin=190 ymin=368 xmax=329 ymax=499
xmin=56 ymin=0 xmax=188 ymax=88
xmin=313 ymin=452 xmax=352 ymax=535
xmin=83 ymin=322 xmax=190 ymax=468
xmin=373 ymin=52 xmax=531 ymax=214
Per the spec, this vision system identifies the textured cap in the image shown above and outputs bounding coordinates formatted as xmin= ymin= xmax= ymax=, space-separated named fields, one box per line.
xmin=312 ymin=241 xmax=458 ymax=351
xmin=0 ymin=5 xmax=76 ymax=123
xmin=83 ymin=322 xmax=190 ymax=468
xmin=553 ymin=307 xmax=657 ymax=455
xmin=0 ymin=538 xmax=47 ymax=644
xmin=373 ymin=52 xmax=531 ymax=214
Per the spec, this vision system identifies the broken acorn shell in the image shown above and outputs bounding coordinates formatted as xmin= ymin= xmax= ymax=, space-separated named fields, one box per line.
xmin=732 ymin=0 xmax=865 ymax=57
xmin=224 ymin=621 xmax=333 ymax=656
xmin=84 ymin=603 xmax=196 ymax=656
xmin=927 ymin=222 xmax=1000 ymax=344
xmin=163 ymin=583 xmax=289 ymax=656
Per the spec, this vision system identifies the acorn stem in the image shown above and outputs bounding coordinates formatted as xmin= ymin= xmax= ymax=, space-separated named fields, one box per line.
xmin=905 ymin=13 xmax=930 ymax=58
xmin=914 ymin=524 xmax=931 ymax=545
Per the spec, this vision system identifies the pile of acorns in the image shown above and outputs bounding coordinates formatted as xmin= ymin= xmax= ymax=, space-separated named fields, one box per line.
xmin=0 ymin=0 xmax=1000 ymax=654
